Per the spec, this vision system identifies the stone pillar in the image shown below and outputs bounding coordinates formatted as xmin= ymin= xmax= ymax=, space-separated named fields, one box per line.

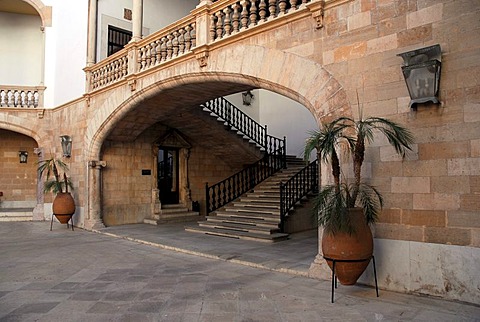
xmin=308 ymin=151 xmax=330 ymax=280
xmin=180 ymin=148 xmax=192 ymax=209
xmin=86 ymin=0 xmax=97 ymax=66
xmin=85 ymin=160 xmax=106 ymax=229
xmin=131 ymin=0 xmax=143 ymax=42
xmin=33 ymin=148 xmax=45 ymax=221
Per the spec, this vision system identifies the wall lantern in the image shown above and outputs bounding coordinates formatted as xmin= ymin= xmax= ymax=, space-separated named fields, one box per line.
xmin=398 ymin=44 xmax=442 ymax=109
xmin=19 ymin=151 xmax=28 ymax=163
xmin=242 ymin=90 xmax=254 ymax=106
xmin=60 ymin=135 xmax=72 ymax=158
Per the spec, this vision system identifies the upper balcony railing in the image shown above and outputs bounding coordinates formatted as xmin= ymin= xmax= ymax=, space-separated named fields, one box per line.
xmin=84 ymin=0 xmax=322 ymax=93
xmin=0 ymin=85 xmax=46 ymax=108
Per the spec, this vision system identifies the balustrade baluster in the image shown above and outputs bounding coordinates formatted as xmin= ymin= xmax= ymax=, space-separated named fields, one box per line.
xmin=160 ymin=37 xmax=167 ymax=62
xmin=268 ymin=0 xmax=277 ymax=19
xmin=184 ymin=26 xmax=192 ymax=51
xmin=215 ymin=11 xmax=224 ymax=39
xmin=250 ymin=0 xmax=258 ymax=25
xmin=259 ymin=0 xmax=268 ymax=21
xmin=172 ymin=31 xmax=179 ymax=57
xmin=240 ymin=0 xmax=249 ymax=30
xmin=279 ymin=0 xmax=287 ymax=14
xmin=166 ymin=35 xmax=173 ymax=59
xmin=155 ymin=40 xmax=161 ymax=64
xmin=223 ymin=7 xmax=232 ymax=36
xmin=190 ymin=23 xmax=196 ymax=48
xmin=210 ymin=14 xmax=217 ymax=41
xmin=290 ymin=0 xmax=298 ymax=10
xmin=178 ymin=29 xmax=185 ymax=55
xmin=145 ymin=43 xmax=152 ymax=68
xmin=232 ymin=4 xmax=241 ymax=33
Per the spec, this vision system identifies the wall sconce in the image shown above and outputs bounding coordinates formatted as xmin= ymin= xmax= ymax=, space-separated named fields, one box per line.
xmin=19 ymin=151 xmax=28 ymax=163
xmin=242 ymin=90 xmax=254 ymax=106
xmin=398 ymin=44 xmax=441 ymax=109
xmin=60 ymin=135 xmax=72 ymax=158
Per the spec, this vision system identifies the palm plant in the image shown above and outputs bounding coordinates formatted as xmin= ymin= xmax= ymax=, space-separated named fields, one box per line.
xmin=304 ymin=114 xmax=414 ymax=234
xmin=38 ymin=157 xmax=73 ymax=194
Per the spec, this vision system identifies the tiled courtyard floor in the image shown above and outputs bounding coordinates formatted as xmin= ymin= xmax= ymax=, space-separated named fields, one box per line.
xmin=0 ymin=222 xmax=479 ymax=321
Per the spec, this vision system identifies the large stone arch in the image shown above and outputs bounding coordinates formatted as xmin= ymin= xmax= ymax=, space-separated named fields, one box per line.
xmin=0 ymin=116 xmax=45 ymax=144
xmin=86 ymin=45 xmax=351 ymax=161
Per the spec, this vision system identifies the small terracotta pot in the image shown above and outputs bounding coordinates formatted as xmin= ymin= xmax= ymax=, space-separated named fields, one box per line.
xmin=322 ymin=208 xmax=373 ymax=285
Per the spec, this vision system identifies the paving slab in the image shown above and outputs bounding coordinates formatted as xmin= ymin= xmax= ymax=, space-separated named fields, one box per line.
xmin=0 ymin=222 xmax=479 ymax=321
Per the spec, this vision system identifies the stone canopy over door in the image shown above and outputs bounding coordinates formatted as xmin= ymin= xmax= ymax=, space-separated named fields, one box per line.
xmin=153 ymin=129 xmax=192 ymax=212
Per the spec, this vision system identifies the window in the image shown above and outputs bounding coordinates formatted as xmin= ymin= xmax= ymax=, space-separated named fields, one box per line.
xmin=107 ymin=26 xmax=132 ymax=56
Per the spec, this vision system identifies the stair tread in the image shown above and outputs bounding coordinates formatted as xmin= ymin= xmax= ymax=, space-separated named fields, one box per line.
xmin=199 ymin=221 xmax=279 ymax=234
xmin=214 ymin=210 xmax=280 ymax=220
xmin=185 ymin=225 xmax=289 ymax=242
xmin=206 ymin=216 xmax=280 ymax=228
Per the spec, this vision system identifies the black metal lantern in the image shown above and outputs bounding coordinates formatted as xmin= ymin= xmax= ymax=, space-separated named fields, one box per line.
xmin=19 ymin=151 xmax=28 ymax=163
xmin=242 ymin=90 xmax=254 ymax=106
xmin=398 ymin=44 xmax=441 ymax=109
xmin=60 ymin=135 xmax=72 ymax=158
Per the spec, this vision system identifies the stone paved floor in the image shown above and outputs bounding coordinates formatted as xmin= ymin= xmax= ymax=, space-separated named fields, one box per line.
xmin=0 ymin=222 xmax=479 ymax=321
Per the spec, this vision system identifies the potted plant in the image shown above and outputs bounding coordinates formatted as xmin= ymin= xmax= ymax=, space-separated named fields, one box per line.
xmin=38 ymin=156 xmax=75 ymax=224
xmin=304 ymin=113 xmax=414 ymax=285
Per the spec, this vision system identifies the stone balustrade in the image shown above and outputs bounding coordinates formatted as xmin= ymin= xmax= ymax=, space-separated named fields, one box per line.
xmin=85 ymin=0 xmax=320 ymax=92
xmin=210 ymin=0 xmax=312 ymax=41
xmin=0 ymin=86 xmax=46 ymax=108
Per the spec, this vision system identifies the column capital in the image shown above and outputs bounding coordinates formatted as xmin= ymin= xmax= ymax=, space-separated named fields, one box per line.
xmin=89 ymin=160 xmax=107 ymax=169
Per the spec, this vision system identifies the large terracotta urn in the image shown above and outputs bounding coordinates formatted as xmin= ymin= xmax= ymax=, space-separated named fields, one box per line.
xmin=52 ymin=192 xmax=76 ymax=224
xmin=322 ymin=208 xmax=373 ymax=285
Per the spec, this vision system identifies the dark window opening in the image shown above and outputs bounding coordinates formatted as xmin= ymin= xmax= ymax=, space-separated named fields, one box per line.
xmin=107 ymin=26 xmax=132 ymax=56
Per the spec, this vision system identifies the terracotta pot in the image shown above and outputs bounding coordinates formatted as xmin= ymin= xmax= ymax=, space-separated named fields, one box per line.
xmin=322 ymin=208 xmax=373 ymax=285
xmin=52 ymin=192 xmax=76 ymax=222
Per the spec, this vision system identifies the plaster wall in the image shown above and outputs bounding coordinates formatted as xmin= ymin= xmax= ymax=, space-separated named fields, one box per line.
xmin=358 ymin=238 xmax=480 ymax=304
xmin=0 ymin=12 xmax=43 ymax=86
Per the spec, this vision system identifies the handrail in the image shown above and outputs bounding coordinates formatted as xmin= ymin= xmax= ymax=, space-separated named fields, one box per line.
xmin=201 ymin=97 xmax=286 ymax=156
xmin=279 ymin=159 xmax=318 ymax=232
xmin=206 ymin=148 xmax=285 ymax=213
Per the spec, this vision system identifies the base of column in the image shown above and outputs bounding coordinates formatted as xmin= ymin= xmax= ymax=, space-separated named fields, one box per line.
xmin=308 ymin=254 xmax=331 ymax=280
xmin=32 ymin=205 xmax=44 ymax=221
xmin=84 ymin=219 xmax=106 ymax=230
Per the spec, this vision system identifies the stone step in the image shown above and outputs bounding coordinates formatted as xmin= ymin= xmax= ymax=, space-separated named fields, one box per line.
xmin=239 ymin=196 xmax=280 ymax=203
xmin=198 ymin=221 xmax=279 ymax=235
xmin=230 ymin=202 xmax=280 ymax=209
xmin=214 ymin=210 xmax=280 ymax=222
xmin=144 ymin=211 xmax=202 ymax=225
xmin=184 ymin=225 xmax=289 ymax=243
xmin=0 ymin=208 xmax=33 ymax=222
xmin=206 ymin=215 xmax=280 ymax=229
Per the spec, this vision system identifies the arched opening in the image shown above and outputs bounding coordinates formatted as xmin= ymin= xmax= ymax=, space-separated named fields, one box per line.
xmin=0 ymin=129 xmax=40 ymax=221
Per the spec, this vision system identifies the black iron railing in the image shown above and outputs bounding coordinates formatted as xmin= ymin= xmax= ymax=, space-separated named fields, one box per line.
xmin=279 ymin=159 xmax=318 ymax=232
xmin=206 ymin=149 xmax=285 ymax=214
xmin=201 ymin=97 xmax=285 ymax=156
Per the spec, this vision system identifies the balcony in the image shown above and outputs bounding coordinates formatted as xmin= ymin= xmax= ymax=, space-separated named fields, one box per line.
xmin=84 ymin=0 xmax=323 ymax=94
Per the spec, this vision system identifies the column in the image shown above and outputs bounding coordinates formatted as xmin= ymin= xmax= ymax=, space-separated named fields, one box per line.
xmin=86 ymin=0 xmax=97 ymax=66
xmin=86 ymin=160 xmax=106 ymax=229
xmin=33 ymin=148 xmax=45 ymax=221
xmin=131 ymin=0 xmax=143 ymax=42
xmin=308 ymin=151 xmax=330 ymax=280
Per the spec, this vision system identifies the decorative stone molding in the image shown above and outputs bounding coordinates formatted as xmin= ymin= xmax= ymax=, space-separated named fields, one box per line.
xmin=193 ymin=45 xmax=210 ymax=68
xmin=306 ymin=1 xmax=325 ymax=29
xmin=88 ymin=160 xmax=107 ymax=168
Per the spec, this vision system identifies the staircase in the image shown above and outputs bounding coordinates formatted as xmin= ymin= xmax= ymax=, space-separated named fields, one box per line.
xmin=0 ymin=208 xmax=34 ymax=222
xmin=185 ymin=156 xmax=307 ymax=242
xmin=144 ymin=204 xmax=201 ymax=225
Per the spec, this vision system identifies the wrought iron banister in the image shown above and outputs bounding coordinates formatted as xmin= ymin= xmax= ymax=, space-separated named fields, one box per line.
xmin=280 ymin=159 xmax=318 ymax=232
xmin=201 ymin=97 xmax=286 ymax=156
xmin=206 ymin=149 xmax=284 ymax=214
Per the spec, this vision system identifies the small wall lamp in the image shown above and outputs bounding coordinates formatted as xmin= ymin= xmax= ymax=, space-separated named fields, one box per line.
xmin=398 ymin=44 xmax=442 ymax=109
xmin=60 ymin=135 xmax=72 ymax=158
xmin=19 ymin=151 xmax=28 ymax=163
xmin=242 ymin=90 xmax=254 ymax=106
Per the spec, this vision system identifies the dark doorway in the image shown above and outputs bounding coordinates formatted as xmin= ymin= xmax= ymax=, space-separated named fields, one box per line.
xmin=158 ymin=147 xmax=179 ymax=204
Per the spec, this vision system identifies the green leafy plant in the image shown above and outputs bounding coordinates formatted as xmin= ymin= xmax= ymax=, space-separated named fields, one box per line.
xmin=38 ymin=157 xmax=73 ymax=194
xmin=304 ymin=114 xmax=414 ymax=234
